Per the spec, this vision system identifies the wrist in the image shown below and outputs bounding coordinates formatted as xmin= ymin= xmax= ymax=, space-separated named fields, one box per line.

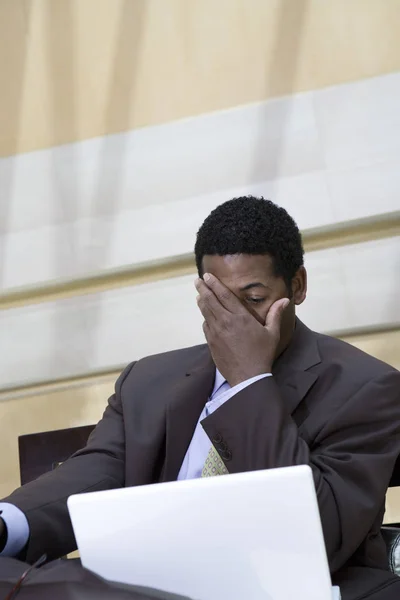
xmin=228 ymin=369 xmax=272 ymax=388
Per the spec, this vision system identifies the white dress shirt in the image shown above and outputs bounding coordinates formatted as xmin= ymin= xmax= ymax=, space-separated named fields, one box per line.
xmin=177 ymin=369 xmax=271 ymax=479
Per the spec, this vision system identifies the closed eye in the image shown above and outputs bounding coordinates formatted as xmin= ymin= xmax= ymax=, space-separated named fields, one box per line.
xmin=246 ymin=297 xmax=266 ymax=304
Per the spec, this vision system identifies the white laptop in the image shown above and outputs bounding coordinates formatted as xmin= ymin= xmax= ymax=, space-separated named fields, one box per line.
xmin=68 ymin=465 xmax=339 ymax=600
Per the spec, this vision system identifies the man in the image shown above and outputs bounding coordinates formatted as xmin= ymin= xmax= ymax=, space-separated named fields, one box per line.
xmin=1 ymin=196 xmax=400 ymax=599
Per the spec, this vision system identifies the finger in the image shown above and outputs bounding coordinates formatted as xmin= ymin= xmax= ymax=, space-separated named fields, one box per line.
xmin=195 ymin=278 xmax=225 ymax=321
xmin=197 ymin=294 xmax=217 ymax=324
xmin=202 ymin=273 xmax=245 ymax=314
xmin=264 ymin=298 xmax=290 ymax=336
xmin=202 ymin=320 xmax=211 ymax=340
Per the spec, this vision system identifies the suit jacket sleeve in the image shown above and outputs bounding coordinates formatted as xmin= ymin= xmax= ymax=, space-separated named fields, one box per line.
xmin=1 ymin=363 xmax=135 ymax=563
xmin=201 ymin=371 xmax=400 ymax=574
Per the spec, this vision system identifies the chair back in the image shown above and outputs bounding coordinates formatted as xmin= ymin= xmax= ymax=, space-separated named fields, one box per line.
xmin=18 ymin=424 xmax=95 ymax=485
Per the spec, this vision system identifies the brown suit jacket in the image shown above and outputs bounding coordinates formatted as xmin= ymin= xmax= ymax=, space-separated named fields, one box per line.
xmin=3 ymin=320 xmax=400 ymax=599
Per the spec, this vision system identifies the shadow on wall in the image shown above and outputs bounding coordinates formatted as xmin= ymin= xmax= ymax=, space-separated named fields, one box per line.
xmin=45 ymin=0 xmax=146 ymax=404
xmin=251 ymin=0 xmax=310 ymax=184
xmin=0 ymin=1 xmax=33 ymax=285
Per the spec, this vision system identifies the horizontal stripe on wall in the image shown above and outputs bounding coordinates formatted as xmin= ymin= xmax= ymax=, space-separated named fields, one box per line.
xmin=1 ymin=72 xmax=400 ymax=292
xmin=2 ymin=326 xmax=400 ymax=402
xmin=1 ymin=211 xmax=399 ymax=310
xmin=1 ymin=236 xmax=399 ymax=391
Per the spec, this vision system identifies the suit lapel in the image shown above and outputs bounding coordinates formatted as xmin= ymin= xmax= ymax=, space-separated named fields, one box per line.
xmin=163 ymin=346 xmax=215 ymax=482
xmin=273 ymin=319 xmax=321 ymax=416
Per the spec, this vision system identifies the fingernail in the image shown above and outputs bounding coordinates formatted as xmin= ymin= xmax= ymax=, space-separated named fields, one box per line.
xmin=283 ymin=298 xmax=290 ymax=309
xmin=203 ymin=273 xmax=211 ymax=282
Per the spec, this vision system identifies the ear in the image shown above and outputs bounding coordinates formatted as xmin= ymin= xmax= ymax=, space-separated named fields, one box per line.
xmin=291 ymin=266 xmax=307 ymax=306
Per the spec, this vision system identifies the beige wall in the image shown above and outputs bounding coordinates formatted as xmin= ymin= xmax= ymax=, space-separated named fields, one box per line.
xmin=1 ymin=0 xmax=400 ymax=520
xmin=1 ymin=0 xmax=400 ymax=156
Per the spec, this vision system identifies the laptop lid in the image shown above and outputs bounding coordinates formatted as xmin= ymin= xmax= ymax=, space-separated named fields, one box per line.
xmin=68 ymin=465 xmax=333 ymax=600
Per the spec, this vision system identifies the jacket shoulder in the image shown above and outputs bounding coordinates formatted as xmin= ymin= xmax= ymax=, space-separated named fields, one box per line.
xmin=120 ymin=344 xmax=209 ymax=383
xmin=315 ymin=331 xmax=399 ymax=382
xmin=137 ymin=344 xmax=207 ymax=367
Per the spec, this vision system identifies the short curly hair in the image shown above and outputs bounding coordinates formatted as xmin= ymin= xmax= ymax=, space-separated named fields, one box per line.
xmin=195 ymin=196 xmax=304 ymax=289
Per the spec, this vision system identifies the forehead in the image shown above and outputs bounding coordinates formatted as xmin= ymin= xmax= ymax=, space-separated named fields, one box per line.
xmin=201 ymin=254 xmax=277 ymax=285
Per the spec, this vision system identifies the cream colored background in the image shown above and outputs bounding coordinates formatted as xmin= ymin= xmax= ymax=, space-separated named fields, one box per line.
xmin=1 ymin=0 xmax=400 ymax=157
xmin=0 ymin=0 xmax=399 ymax=518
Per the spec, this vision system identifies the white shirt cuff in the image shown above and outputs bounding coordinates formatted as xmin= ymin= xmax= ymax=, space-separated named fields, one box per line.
xmin=215 ymin=373 xmax=272 ymax=405
xmin=0 ymin=503 xmax=30 ymax=557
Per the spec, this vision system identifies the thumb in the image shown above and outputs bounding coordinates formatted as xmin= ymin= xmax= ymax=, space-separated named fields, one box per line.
xmin=264 ymin=298 xmax=290 ymax=336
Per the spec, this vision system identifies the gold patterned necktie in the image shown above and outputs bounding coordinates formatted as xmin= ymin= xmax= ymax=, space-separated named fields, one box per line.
xmin=201 ymin=373 xmax=230 ymax=477
xmin=201 ymin=444 xmax=229 ymax=477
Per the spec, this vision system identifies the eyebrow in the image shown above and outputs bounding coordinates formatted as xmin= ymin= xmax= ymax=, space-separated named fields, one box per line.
xmin=239 ymin=282 xmax=270 ymax=292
